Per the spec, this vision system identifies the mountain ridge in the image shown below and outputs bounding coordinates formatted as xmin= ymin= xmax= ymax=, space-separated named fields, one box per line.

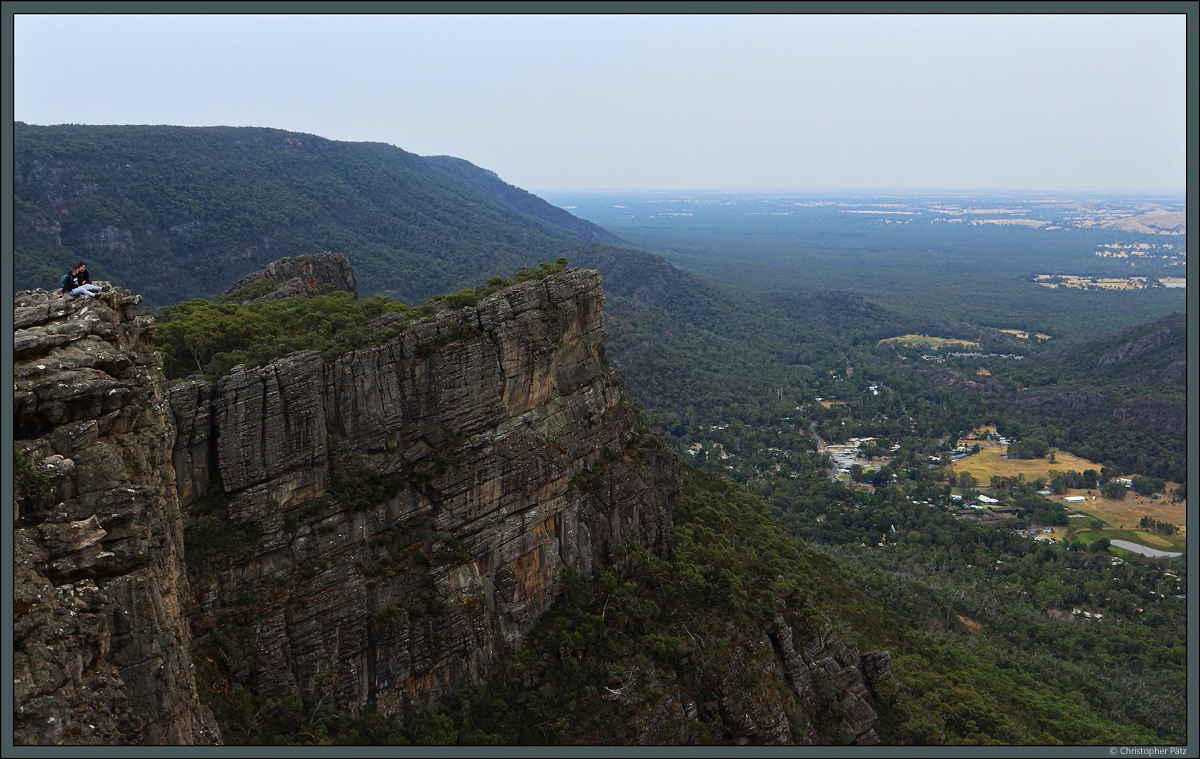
xmin=13 ymin=123 xmax=618 ymax=307
xmin=1027 ymin=311 xmax=1185 ymax=386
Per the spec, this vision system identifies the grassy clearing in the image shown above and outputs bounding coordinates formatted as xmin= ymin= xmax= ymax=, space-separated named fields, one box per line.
xmin=1034 ymin=275 xmax=1155 ymax=291
xmin=1071 ymin=529 xmax=1185 ymax=553
xmin=950 ymin=446 xmax=1099 ymax=481
xmin=998 ymin=329 xmax=1052 ymax=340
xmin=953 ymin=448 xmax=1185 ymax=537
xmin=1063 ymin=486 xmax=1185 ymax=537
xmin=878 ymin=334 xmax=979 ymax=349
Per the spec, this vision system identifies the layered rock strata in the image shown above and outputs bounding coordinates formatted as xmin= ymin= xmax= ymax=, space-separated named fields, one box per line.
xmin=13 ymin=267 xmax=892 ymax=745
xmin=770 ymin=610 xmax=899 ymax=745
xmin=168 ymin=268 xmax=681 ymax=720
xmin=12 ymin=287 xmax=220 ymax=745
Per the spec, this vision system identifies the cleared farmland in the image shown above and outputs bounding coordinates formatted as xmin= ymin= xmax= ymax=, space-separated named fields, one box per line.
xmin=950 ymin=445 xmax=1098 ymax=481
xmin=952 ymin=447 xmax=1185 ymax=550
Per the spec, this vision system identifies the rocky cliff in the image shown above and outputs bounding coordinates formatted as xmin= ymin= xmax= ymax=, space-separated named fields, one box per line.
xmin=167 ymin=268 xmax=681 ymax=722
xmin=11 ymin=268 xmax=896 ymax=745
xmin=600 ymin=604 xmax=900 ymax=746
xmin=12 ymin=287 xmax=220 ymax=745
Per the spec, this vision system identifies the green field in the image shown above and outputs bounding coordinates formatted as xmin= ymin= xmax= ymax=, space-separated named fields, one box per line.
xmin=1072 ymin=528 xmax=1185 ymax=554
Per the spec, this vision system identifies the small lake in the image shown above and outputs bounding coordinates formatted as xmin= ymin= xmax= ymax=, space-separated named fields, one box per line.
xmin=1109 ymin=539 xmax=1182 ymax=558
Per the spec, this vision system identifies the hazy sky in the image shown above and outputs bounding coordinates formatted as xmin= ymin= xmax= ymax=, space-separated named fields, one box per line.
xmin=12 ymin=10 xmax=1188 ymax=193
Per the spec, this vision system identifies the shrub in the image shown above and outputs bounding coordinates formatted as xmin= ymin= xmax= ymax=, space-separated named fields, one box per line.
xmin=13 ymin=448 xmax=51 ymax=502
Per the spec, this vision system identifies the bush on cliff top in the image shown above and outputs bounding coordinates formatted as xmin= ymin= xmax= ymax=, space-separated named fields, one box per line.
xmin=154 ymin=258 xmax=570 ymax=381
xmin=154 ymin=291 xmax=411 ymax=380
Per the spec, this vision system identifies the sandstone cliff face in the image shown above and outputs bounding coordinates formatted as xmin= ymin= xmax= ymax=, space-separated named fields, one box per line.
xmin=11 ymin=268 xmax=892 ymax=746
xmin=168 ymin=268 xmax=681 ymax=721
xmin=12 ymin=288 xmax=220 ymax=745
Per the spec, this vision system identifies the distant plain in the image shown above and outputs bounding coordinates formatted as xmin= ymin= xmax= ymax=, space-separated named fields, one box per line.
xmin=545 ymin=191 xmax=1186 ymax=342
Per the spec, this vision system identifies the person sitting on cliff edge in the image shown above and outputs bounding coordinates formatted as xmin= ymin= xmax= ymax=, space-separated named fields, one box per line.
xmin=60 ymin=261 xmax=104 ymax=298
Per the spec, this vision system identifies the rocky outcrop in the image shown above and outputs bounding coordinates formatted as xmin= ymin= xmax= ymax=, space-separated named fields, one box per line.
xmin=12 ymin=287 xmax=220 ymax=745
xmin=220 ymin=252 xmax=357 ymax=304
xmin=1094 ymin=322 xmax=1176 ymax=369
xmin=770 ymin=610 xmax=898 ymax=745
xmin=1013 ymin=389 xmax=1107 ymax=415
xmin=1092 ymin=314 xmax=1187 ymax=386
xmin=922 ymin=367 xmax=1003 ymax=395
xmin=1031 ymin=312 xmax=1186 ymax=387
xmin=11 ymin=267 xmax=902 ymax=745
xmin=604 ymin=604 xmax=898 ymax=746
xmin=167 ymin=268 xmax=681 ymax=722
xmin=1112 ymin=396 xmax=1186 ymax=438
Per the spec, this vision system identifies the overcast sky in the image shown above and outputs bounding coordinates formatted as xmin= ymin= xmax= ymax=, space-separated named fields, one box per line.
xmin=12 ymin=11 xmax=1188 ymax=193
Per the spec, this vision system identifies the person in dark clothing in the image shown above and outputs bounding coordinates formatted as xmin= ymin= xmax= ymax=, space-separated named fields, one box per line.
xmin=61 ymin=263 xmax=103 ymax=298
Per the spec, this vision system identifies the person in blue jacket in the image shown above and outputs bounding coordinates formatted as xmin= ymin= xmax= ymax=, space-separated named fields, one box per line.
xmin=60 ymin=262 xmax=103 ymax=298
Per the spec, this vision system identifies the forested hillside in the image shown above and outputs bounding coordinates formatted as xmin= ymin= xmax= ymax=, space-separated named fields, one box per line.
xmin=992 ymin=312 xmax=1186 ymax=482
xmin=13 ymin=123 xmax=617 ymax=306
xmin=1025 ymin=312 xmax=1186 ymax=386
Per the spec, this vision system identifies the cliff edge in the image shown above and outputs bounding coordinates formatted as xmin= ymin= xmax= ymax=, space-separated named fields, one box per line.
xmin=10 ymin=268 xmax=904 ymax=745
xmin=168 ymin=268 xmax=681 ymax=721
xmin=13 ymin=287 xmax=220 ymax=745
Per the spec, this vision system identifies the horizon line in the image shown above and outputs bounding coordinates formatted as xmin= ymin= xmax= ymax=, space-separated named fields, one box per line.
xmin=531 ymin=187 xmax=1188 ymax=196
